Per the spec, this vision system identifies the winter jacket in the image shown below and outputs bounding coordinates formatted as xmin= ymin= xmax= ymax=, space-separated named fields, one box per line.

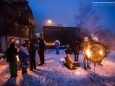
xmin=19 ymin=46 xmax=29 ymax=61
xmin=38 ymin=40 xmax=45 ymax=53
xmin=73 ymin=42 xmax=81 ymax=54
xmin=6 ymin=47 xmax=18 ymax=62
xmin=70 ymin=40 xmax=81 ymax=54
xmin=65 ymin=47 xmax=72 ymax=54
xmin=29 ymin=46 xmax=36 ymax=59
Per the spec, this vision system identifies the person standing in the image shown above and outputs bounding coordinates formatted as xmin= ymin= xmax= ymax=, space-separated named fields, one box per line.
xmin=6 ymin=43 xmax=18 ymax=77
xmin=54 ymin=40 xmax=60 ymax=55
xmin=82 ymin=36 xmax=91 ymax=70
xmin=19 ymin=43 xmax=29 ymax=74
xmin=38 ymin=38 xmax=45 ymax=65
xmin=28 ymin=43 xmax=36 ymax=71
xmin=7 ymin=37 xmax=15 ymax=48
xmin=73 ymin=40 xmax=81 ymax=62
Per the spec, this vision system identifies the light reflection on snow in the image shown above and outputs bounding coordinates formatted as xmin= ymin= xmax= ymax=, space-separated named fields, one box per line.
xmin=60 ymin=58 xmax=65 ymax=61
xmin=75 ymin=71 xmax=80 ymax=75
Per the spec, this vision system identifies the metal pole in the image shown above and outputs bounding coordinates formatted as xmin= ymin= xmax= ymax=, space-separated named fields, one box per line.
xmin=93 ymin=63 xmax=96 ymax=77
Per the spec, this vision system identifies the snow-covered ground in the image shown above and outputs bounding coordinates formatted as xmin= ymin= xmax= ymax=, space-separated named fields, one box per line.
xmin=0 ymin=49 xmax=115 ymax=86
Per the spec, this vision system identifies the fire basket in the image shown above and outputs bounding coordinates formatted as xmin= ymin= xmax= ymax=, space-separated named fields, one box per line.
xmin=84 ymin=41 xmax=107 ymax=77
xmin=85 ymin=42 xmax=107 ymax=64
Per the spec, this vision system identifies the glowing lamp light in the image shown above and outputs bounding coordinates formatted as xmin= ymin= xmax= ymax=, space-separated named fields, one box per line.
xmin=75 ymin=71 xmax=80 ymax=75
xmin=47 ymin=19 xmax=52 ymax=26
xmin=16 ymin=55 xmax=20 ymax=62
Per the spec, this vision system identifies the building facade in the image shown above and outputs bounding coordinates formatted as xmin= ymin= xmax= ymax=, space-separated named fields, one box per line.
xmin=0 ymin=0 xmax=35 ymax=52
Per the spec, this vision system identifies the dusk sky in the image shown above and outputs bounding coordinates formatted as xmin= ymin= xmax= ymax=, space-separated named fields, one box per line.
xmin=28 ymin=0 xmax=115 ymax=32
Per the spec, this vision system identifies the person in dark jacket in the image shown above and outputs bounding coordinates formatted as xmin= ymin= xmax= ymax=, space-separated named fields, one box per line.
xmin=73 ymin=40 xmax=81 ymax=62
xmin=7 ymin=37 xmax=15 ymax=48
xmin=6 ymin=43 xmax=18 ymax=77
xmin=70 ymin=39 xmax=81 ymax=62
xmin=28 ymin=43 xmax=36 ymax=71
xmin=38 ymin=38 xmax=45 ymax=65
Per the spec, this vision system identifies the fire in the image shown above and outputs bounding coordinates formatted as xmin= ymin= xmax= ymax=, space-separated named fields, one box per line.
xmin=99 ymin=50 xmax=103 ymax=55
xmin=16 ymin=55 xmax=20 ymax=62
xmin=45 ymin=42 xmax=55 ymax=46
xmin=83 ymin=41 xmax=107 ymax=63
xmin=86 ymin=49 xmax=91 ymax=58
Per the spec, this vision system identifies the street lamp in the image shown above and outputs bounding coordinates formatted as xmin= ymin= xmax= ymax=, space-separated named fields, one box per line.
xmin=47 ymin=19 xmax=52 ymax=26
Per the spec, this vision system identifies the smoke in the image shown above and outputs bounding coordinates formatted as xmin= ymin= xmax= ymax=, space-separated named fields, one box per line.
xmin=75 ymin=1 xmax=100 ymax=34
xmin=75 ymin=1 xmax=115 ymax=51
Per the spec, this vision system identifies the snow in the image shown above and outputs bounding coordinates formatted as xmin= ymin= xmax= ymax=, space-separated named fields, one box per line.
xmin=0 ymin=50 xmax=115 ymax=86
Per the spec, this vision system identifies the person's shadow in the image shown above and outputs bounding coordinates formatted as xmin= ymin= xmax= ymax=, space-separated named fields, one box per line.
xmin=3 ymin=77 xmax=16 ymax=86
xmin=20 ymin=73 xmax=44 ymax=86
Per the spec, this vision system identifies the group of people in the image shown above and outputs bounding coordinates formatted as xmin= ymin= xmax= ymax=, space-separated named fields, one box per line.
xmin=5 ymin=36 xmax=102 ymax=77
xmin=5 ymin=37 xmax=45 ymax=78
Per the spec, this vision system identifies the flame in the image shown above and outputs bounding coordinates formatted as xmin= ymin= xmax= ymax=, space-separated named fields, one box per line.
xmin=45 ymin=42 xmax=55 ymax=46
xmin=83 ymin=41 xmax=106 ymax=63
xmin=86 ymin=49 xmax=91 ymax=58
xmin=16 ymin=55 xmax=20 ymax=62
xmin=99 ymin=50 xmax=103 ymax=55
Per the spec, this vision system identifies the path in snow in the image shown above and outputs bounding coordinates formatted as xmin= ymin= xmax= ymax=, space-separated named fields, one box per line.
xmin=0 ymin=50 xmax=115 ymax=86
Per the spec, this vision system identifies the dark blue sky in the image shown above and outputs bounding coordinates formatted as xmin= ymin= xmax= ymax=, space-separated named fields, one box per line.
xmin=28 ymin=0 xmax=115 ymax=32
